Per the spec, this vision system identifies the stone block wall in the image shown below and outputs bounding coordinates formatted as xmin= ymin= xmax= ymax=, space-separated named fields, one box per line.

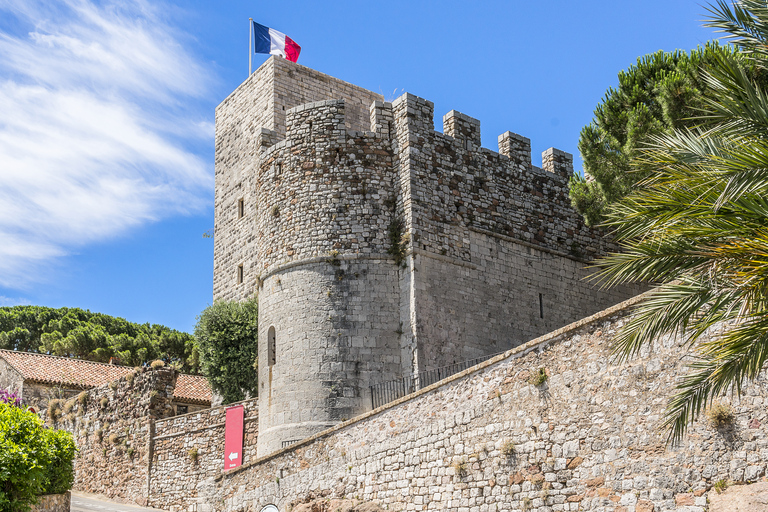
xmin=194 ymin=294 xmax=767 ymax=512
xmin=150 ymin=398 xmax=259 ymax=509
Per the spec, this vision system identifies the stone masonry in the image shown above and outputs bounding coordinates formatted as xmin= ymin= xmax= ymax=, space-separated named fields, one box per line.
xmin=214 ymin=57 xmax=642 ymax=454
xmin=191 ymin=292 xmax=768 ymax=512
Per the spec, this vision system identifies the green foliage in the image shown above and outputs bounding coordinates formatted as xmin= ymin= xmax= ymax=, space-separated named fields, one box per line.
xmin=707 ymin=402 xmax=734 ymax=427
xmin=0 ymin=403 xmax=76 ymax=511
xmin=529 ymin=368 xmax=548 ymax=386
xmin=0 ymin=305 xmax=199 ymax=373
xmin=572 ymin=41 xmax=768 ymax=225
xmin=593 ymin=0 xmax=768 ymax=443
xmin=194 ymin=299 xmax=258 ymax=404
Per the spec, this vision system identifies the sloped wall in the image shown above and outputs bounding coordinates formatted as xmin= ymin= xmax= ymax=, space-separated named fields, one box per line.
xmin=197 ymin=294 xmax=767 ymax=512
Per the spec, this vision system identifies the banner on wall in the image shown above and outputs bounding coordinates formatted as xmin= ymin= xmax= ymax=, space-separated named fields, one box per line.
xmin=224 ymin=405 xmax=245 ymax=470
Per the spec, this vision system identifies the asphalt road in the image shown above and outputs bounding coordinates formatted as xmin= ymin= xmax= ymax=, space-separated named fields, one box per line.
xmin=70 ymin=492 xmax=161 ymax=512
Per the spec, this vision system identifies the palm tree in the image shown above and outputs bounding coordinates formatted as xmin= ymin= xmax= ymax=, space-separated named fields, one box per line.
xmin=594 ymin=0 xmax=768 ymax=443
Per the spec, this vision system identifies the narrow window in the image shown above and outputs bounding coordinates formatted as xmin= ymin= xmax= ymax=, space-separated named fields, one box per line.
xmin=238 ymin=198 xmax=245 ymax=218
xmin=268 ymin=326 xmax=276 ymax=366
xmin=308 ymin=120 xmax=313 ymax=136
xmin=276 ymin=162 xmax=281 ymax=176
xmin=237 ymin=264 xmax=244 ymax=284
xmin=539 ymin=293 xmax=544 ymax=319
xmin=464 ymin=138 xmax=470 ymax=150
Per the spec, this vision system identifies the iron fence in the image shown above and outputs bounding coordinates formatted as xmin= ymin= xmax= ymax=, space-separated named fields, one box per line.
xmin=370 ymin=351 xmax=506 ymax=409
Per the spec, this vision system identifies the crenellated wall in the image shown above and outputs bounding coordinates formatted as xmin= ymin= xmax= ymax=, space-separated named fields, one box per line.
xmin=213 ymin=57 xmax=383 ymax=302
xmin=214 ymin=59 xmax=643 ymax=456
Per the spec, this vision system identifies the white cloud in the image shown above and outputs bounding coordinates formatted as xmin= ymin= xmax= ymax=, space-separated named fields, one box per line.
xmin=0 ymin=0 xmax=214 ymax=288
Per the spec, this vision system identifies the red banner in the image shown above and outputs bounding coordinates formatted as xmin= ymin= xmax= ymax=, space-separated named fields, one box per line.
xmin=224 ymin=405 xmax=244 ymax=470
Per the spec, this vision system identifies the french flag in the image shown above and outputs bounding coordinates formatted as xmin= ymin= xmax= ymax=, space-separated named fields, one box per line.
xmin=253 ymin=21 xmax=301 ymax=63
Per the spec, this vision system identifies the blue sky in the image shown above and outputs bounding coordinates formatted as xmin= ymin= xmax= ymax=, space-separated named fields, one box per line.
xmin=0 ymin=0 xmax=715 ymax=332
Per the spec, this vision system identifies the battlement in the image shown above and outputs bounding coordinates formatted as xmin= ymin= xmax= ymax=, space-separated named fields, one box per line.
xmin=259 ymin=92 xmax=573 ymax=185
xmin=213 ymin=59 xmax=640 ymax=456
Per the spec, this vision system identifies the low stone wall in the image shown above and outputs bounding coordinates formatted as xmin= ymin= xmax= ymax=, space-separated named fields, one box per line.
xmin=150 ymin=398 xmax=258 ymax=509
xmin=30 ymin=492 xmax=71 ymax=512
xmin=197 ymin=293 xmax=768 ymax=512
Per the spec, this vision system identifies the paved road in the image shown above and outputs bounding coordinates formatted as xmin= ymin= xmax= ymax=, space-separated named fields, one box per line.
xmin=71 ymin=492 xmax=161 ymax=512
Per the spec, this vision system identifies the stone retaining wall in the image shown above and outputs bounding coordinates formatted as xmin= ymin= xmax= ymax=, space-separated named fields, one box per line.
xmin=30 ymin=492 xmax=71 ymax=512
xmin=194 ymin=293 xmax=767 ymax=512
xmin=150 ymin=398 xmax=259 ymax=509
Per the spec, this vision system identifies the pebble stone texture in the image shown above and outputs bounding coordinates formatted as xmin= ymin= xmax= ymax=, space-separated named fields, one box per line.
xmin=53 ymin=367 xmax=179 ymax=506
xmin=189 ymin=293 xmax=768 ymax=512
xmin=214 ymin=57 xmax=642 ymax=454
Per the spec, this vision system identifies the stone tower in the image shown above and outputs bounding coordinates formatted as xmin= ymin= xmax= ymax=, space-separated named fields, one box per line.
xmin=214 ymin=57 xmax=640 ymax=455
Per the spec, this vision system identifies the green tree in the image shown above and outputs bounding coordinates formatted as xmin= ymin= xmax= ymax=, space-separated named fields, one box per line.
xmin=571 ymin=41 xmax=767 ymax=226
xmin=0 ymin=306 xmax=200 ymax=373
xmin=594 ymin=0 xmax=768 ymax=442
xmin=193 ymin=299 xmax=258 ymax=404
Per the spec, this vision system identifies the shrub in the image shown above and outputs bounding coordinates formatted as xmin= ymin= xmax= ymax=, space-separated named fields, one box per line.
xmin=188 ymin=447 xmax=199 ymax=462
xmin=150 ymin=360 xmax=165 ymax=370
xmin=108 ymin=433 xmax=119 ymax=444
xmin=125 ymin=373 xmax=134 ymax=385
xmin=0 ymin=402 xmax=76 ymax=510
xmin=529 ymin=368 xmax=548 ymax=386
xmin=47 ymin=399 xmax=62 ymax=422
xmin=100 ymin=397 xmax=109 ymax=408
xmin=452 ymin=459 xmax=467 ymax=478
xmin=714 ymin=478 xmax=729 ymax=494
xmin=77 ymin=392 xmax=88 ymax=407
xmin=95 ymin=429 xmax=103 ymax=442
xmin=108 ymin=381 xmax=118 ymax=390
xmin=501 ymin=440 xmax=515 ymax=457
xmin=708 ymin=402 xmax=734 ymax=427
xmin=62 ymin=400 xmax=74 ymax=414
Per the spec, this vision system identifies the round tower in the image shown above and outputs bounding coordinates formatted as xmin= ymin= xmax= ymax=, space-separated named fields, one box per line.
xmin=255 ymin=100 xmax=404 ymax=455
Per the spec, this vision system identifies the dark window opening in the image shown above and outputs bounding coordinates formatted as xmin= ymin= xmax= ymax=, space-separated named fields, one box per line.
xmin=177 ymin=405 xmax=188 ymax=415
xmin=237 ymin=264 xmax=244 ymax=284
xmin=308 ymin=121 xmax=313 ymax=136
xmin=238 ymin=198 xmax=245 ymax=218
xmin=268 ymin=326 xmax=276 ymax=366
xmin=539 ymin=293 xmax=544 ymax=319
xmin=276 ymin=162 xmax=281 ymax=175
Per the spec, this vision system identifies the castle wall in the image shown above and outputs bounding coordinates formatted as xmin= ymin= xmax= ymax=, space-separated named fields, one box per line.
xmin=255 ymin=100 xmax=404 ymax=454
xmin=193 ymin=295 xmax=768 ymax=512
xmin=214 ymin=58 xmax=382 ymax=302
xmin=413 ymin=232 xmax=640 ymax=369
xmin=390 ymin=93 xmax=641 ymax=370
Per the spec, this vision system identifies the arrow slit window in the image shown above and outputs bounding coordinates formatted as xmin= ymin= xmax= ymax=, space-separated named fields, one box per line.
xmin=268 ymin=326 xmax=276 ymax=366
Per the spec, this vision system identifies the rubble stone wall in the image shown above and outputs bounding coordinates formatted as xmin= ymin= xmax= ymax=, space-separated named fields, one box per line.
xmin=213 ymin=57 xmax=383 ymax=302
xmin=198 ymin=294 xmax=768 ymax=512
xmin=150 ymin=398 xmax=259 ymax=509
xmin=54 ymin=366 xmax=177 ymax=506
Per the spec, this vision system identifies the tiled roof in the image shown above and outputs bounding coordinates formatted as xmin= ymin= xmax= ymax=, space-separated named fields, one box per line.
xmin=0 ymin=350 xmax=211 ymax=405
xmin=174 ymin=374 xmax=212 ymax=405
xmin=0 ymin=349 xmax=133 ymax=388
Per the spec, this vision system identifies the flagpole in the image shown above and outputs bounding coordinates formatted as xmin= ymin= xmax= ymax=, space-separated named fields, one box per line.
xmin=249 ymin=18 xmax=253 ymax=76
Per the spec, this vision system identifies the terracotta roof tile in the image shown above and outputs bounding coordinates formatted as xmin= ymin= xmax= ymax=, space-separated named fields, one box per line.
xmin=0 ymin=349 xmax=133 ymax=388
xmin=0 ymin=350 xmax=211 ymax=405
xmin=174 ymin=374 xmax=212 ymax=404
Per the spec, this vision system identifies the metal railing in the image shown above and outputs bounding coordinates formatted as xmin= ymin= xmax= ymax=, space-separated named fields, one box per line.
xmin=370 ymin=351 xmax=505 ymax=409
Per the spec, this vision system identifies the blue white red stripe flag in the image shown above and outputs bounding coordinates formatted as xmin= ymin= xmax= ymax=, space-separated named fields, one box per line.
xmin=253 ymin=21 xmax=301 ymax=63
